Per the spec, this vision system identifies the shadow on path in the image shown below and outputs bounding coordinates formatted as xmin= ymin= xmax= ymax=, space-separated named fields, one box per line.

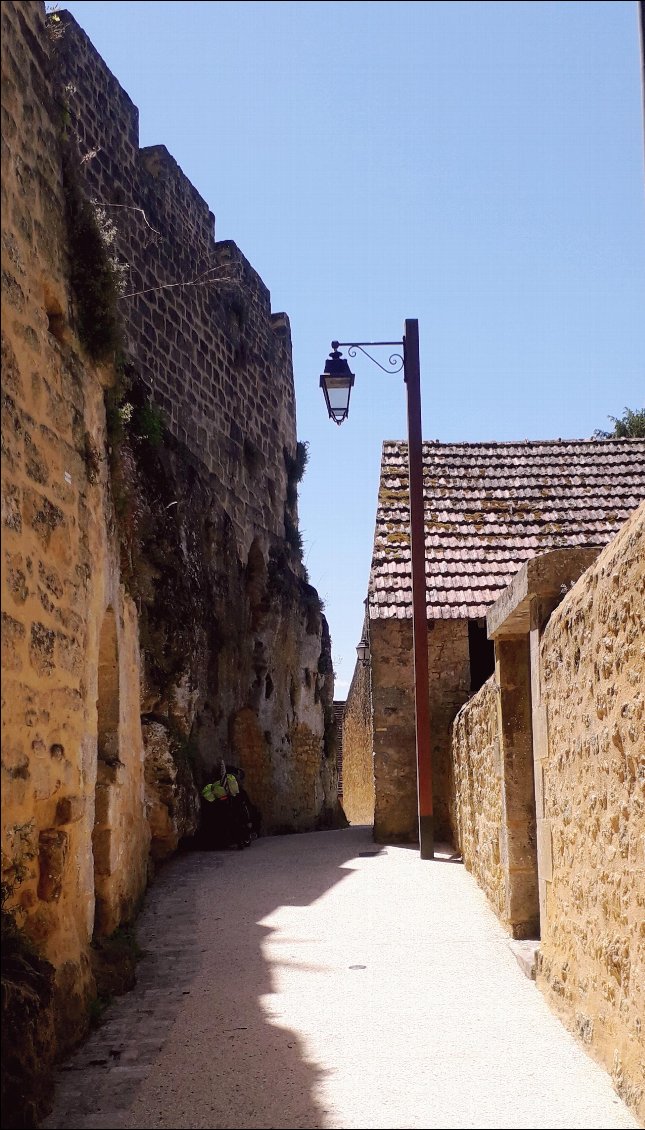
xmin=44 ymin=827 xmax=373 ymax=1130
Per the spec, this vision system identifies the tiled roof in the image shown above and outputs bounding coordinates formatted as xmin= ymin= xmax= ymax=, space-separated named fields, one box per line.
xmin=369 ymin=439 xmax=645 ymax=619
xmin=333 ymin=701 xmax=345 ymax=795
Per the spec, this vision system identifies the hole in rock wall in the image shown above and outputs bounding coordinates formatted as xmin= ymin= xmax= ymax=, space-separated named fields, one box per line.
xmin=246 ymin=539 xmax=268 ymax=630
xmin=92 ymin=607 xmax=120 ymax=937
xmin=47 ymin=310 xmax=67 ymax=343
xmin=97 ymin=608 xmax=120 ymax=764
xmin=44 ymin=287 xmax=67 ymax=344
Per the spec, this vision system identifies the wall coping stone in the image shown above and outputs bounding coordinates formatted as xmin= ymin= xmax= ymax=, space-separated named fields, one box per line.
xmin=487 ymin=547 xmax=602 ymax=639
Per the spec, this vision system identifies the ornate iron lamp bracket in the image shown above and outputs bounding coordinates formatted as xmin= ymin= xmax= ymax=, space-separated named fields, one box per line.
xmin=331 ymin=340 xmax=404 ymax=375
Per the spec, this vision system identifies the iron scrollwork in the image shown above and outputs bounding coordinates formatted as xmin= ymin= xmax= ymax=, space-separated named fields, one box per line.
xmin=331 ymin=340 xmax=404 ymax=375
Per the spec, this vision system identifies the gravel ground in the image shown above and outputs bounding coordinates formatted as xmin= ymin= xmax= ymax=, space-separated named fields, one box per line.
xmin=43 ymin=825 xmax=640 ymax=1130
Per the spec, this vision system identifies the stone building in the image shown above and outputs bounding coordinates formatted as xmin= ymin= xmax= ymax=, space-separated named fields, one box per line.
xmin=453 ymin=503 xmax=645 ymax=1120
xmin=1 ymin=4 xmax=339 ymax=1117
xmin=342 ymin=438 xmax=645 ymax=843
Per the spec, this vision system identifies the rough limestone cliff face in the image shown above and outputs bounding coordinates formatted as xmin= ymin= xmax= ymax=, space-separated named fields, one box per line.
xmin=537 ymin=503 xmax=645 ymax=1120
xmin=1 ymin=3 xmax=338 ymax=1123
xmin=115 ymin=427 xmax=339 ymax=842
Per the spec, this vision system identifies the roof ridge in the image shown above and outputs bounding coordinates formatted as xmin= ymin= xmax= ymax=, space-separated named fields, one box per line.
xmin=382 ymin=437 xmax=645 ymax=448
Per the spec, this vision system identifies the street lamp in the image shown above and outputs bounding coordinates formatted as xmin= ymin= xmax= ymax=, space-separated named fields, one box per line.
xmin=356 ymin=636 xmax=370 ymax=666
xmin=319 ymin=319 xmax=434 ymax=860
xmin=319 ymin=345 xmax=355 ymax=424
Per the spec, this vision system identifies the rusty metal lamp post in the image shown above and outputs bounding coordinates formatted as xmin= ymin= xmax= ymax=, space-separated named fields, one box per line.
xmin=319 ymin=320 xmax=434 ymax=860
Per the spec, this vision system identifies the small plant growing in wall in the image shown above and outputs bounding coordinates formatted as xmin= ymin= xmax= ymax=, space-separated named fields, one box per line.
xmin=109 ymin=396 xmax=166 ymax=450
xmin=284 ymin=512 xmax=304 ymax=557
xmin=62 ymin=148 xmax=125 ymax=362
xmin=45 ymin=5 xmax=66 ymax=43
xmin=284 ymin=441 xmax=309 ymax=509
xmin=106 ymin=364 xmax=166 ymax=452
xmin=132 ymin=402 xmax=165 ymax=447
xmin=283 ymin=440 xmax=310 ymax=562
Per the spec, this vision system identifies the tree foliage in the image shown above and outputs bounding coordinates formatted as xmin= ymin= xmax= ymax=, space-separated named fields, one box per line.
xmin=594 ymin=407 xmax=645 ymax=439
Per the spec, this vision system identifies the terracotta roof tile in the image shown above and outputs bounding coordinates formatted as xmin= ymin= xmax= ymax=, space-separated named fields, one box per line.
xmin=369 ymin=438 xmax=645 ymax=619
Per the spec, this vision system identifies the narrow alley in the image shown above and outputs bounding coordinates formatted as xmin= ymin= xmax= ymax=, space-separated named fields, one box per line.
xmin=43 ymin=827 xmax=638 ymax=1130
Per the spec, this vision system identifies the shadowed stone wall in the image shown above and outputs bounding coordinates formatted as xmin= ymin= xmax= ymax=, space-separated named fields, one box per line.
xmin=450 ymin=678 xmax=506 ymax=917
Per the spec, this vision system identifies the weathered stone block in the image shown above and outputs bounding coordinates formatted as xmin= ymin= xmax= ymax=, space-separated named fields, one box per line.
xmin=506 ymin=875 xmax=540 ymax=940
xmin=537 ymin=818 xmax=553 ymax=882
xmin=55 ymin=795 xmax=84 ymax=825
xmin=504 ymin=822 xmax=538 ymax=871
xmin=534 ymin=703 xmax=549 ymax=760
xmin=487 ymin=547 xmax=601 ymax=640
xmin=24 ymin=432 xmax=49 ymax=485
xmin=2 ymin=610 xmax=26 ymax=669
xmin=92 ymin=827 xmax=114 ymax=877
xmin=1 ymin=480 xmax=22 ymax=532
xmin=23 ymin=488 xmax=66 ymax=549
xmin=29 ymin=620 xmax=55 ymax=676
xmin=37 ymin=828 xmax=68 ymax=901
xmin=5 ymin=551 xmax=29 ymax=603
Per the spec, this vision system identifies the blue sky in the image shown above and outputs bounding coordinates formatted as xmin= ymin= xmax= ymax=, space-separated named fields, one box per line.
xmin=57 ymin=1 xmax=645 ymax=693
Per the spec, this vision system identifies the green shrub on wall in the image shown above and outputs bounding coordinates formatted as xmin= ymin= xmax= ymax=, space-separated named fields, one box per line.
xmin=62 ymin=147 xmax=124 ymax=362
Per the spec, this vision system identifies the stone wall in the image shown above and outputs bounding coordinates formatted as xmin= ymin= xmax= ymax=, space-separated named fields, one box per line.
xmin=369 ymin=617 xmax=470 ymax=843
xmin=450 ymin=652 xmax=540 ymax=941
xmin=341 ymin=661 xmax=375 ymax=825
xmin=370 ymin=619 xmax=417 ymax=842
xmin=536 ymin=503 xmax=645 ymax=1118
xmin=1 ymin=0 xmax=149 ymax=1055
xmin=54 ymin=10 xmax=296 ymax=554
xmin=1 ymin=5 xmax=339 ymax=1117
xmin=46 ymin=4 xmax=340 ymax=835
xmin=446 ymin=508 xmax=644 ymax=1118
xmin=450 ymin=678 xmax=506 ymax=919
xmin=428 ymin=619 xmax=471 ymax=840
xmin=227 ymin=596 xmax=337 ymax=834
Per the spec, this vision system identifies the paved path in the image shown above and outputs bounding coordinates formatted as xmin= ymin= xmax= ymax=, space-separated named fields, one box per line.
xmin=44 ymin=826 xmax=639 ymax=1130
